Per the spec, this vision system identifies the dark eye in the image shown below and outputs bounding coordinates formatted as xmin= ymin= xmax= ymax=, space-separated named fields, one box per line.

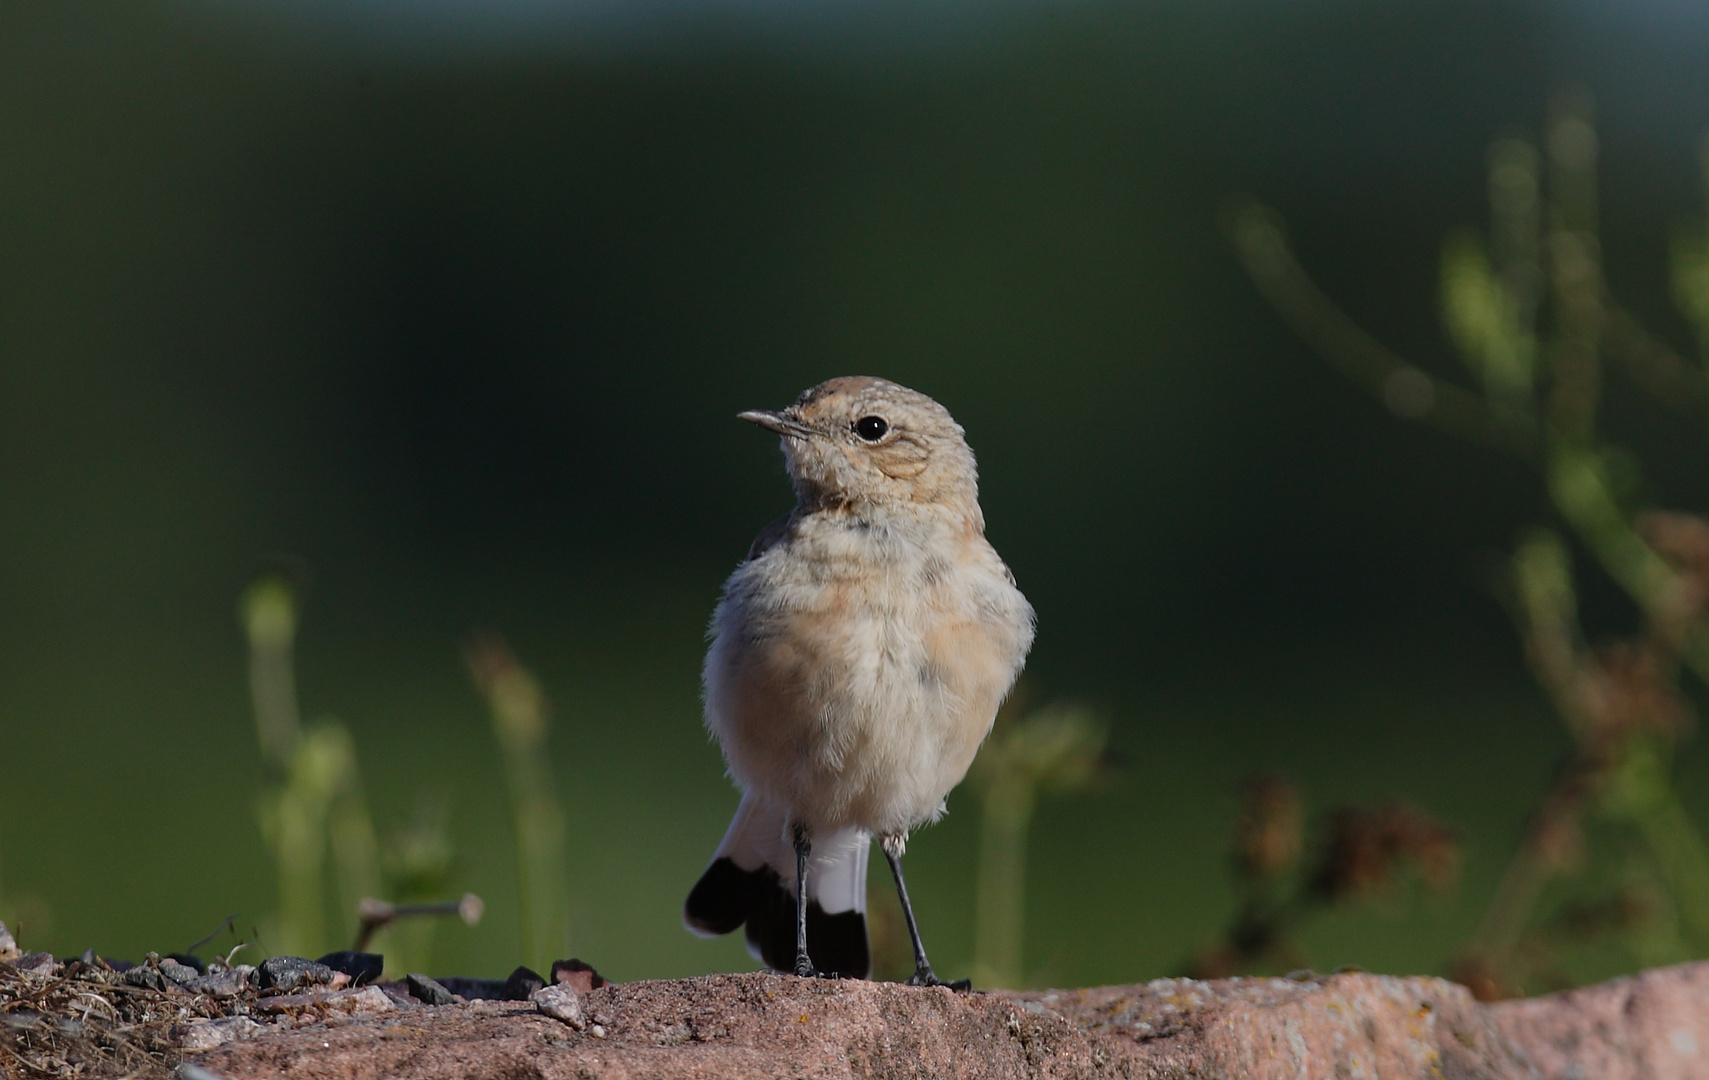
xmin=854 ymin=415 xmax=889 ymax=442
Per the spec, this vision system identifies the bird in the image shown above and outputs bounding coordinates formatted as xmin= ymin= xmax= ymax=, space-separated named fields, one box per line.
xmin=683 ymin=376 xmax=1035 ymax=986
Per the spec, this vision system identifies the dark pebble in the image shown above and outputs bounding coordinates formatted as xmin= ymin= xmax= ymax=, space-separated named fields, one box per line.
xmin=160 ymin=959 xmax=201 ymax=985
xmin=257 ymin=955 xmax=337 ymax=992
xmin=165 ymin=953 xmax=206 ymax=975
xmin=501 ymin=966 xmax=545 ymax=1001
xmin=317 ymin=951 xmax=384 ymax=985
xmin=550 ymin=958 xmax=610 ymax=994
xmin=406 ymin=973 xmax=457 ymax=1006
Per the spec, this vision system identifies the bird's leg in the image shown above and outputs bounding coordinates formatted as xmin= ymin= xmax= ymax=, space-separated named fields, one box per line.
xmin=792 ymin=822 xmax=819 ymax=978
xmin=880 ymin=834 xmax=970 ymax=990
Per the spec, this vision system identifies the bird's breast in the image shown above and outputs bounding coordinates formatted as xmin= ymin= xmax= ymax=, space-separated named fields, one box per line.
xmin=704 ymin=509 xmax=1034 ymax=833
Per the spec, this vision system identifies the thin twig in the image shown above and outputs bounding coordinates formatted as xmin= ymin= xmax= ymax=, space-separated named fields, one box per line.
xmin=1604 ymin=305 xmax=1707 ymax=410
xmin=1227 ymin=201 xmax=1534 ymax=457
xmin=183 ymin=914 xmax=238 ymax=958
xmin=352 ymin=894 xmax=483 ymax=954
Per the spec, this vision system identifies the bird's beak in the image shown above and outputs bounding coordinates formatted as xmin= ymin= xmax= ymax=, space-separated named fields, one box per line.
xmin=738 ymin=409 xmax=817 ymax=439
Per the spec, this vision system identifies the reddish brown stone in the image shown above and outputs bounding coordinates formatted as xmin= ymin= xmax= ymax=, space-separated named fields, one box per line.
xmin=551 ymin=958 xmax=610 ymax=994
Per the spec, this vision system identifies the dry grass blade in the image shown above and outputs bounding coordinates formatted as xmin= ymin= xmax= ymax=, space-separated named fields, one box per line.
xmin=0 ymin=964 xmax=228 ymax=1080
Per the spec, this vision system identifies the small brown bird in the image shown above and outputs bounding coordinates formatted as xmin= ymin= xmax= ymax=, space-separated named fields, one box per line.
xmin=684 ymin=376 xmax=1035 ymax=985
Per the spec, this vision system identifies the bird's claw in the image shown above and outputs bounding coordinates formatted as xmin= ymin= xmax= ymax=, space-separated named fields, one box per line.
xmin=906 ymin=969 xmax=971 ymax=991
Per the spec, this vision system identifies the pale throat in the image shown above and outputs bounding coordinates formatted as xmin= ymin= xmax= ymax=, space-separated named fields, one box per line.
xmin=787 ymin=463 xmax=980 ymax=524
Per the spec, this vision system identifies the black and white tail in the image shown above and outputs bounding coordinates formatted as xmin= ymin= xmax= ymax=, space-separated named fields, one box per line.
xmin=683 ymin=794 xmax=871 ymax=978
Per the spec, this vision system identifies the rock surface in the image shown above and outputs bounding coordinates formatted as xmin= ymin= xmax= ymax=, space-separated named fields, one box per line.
xmin=172 ymin=1017 xmax=265 ymax=1053
xmin=190 ymin=961 xmax=1709 ymax=1079
xmin=1489 ymin=959 xmax=1709 ymax=1080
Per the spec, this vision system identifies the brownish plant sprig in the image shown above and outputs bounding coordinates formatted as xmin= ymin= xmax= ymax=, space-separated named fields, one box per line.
xmin=1188 ymin=775 xmax=1460 ymax=980
xmin=1457 ymin=523 xmax=1709 ymax=997
xmin=1229 ymin=88 xmax=1709 ymax=997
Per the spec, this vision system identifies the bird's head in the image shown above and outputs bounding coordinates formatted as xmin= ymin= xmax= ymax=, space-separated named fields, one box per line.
xmin=739 ymin=377 xmax=979 ymax=517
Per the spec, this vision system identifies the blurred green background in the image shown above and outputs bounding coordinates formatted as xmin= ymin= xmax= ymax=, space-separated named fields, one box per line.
xmin=3 ymin=0 xmax=1709 ymax=988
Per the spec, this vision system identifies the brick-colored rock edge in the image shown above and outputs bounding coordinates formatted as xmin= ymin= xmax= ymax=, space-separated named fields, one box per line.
xmin=191 ymin=961 xmax=1709 ymax=1079
xmin=1489 ymin=959 xmax=1709 ymax=1080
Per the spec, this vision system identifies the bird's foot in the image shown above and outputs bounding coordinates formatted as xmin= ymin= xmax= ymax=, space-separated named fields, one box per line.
xmin=793 ymin=957 xmax=822 ymax=979
xmin=905 ymin=968 xmax=971 ymax=991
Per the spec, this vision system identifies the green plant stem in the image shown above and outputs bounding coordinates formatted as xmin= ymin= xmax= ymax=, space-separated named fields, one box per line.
xmin=262 ymin=720 xmax=381 ymax=957
xmin=973 ymin=780 xmax=1034 ymax=989
xmin=243 ymin=579 xmax=301 ymax=768
xmin=1597 ymin=737 xmax=1709 ymax=952
xmin=1232 ymin=205 xmax=1709 ymax=691
xmin=1470 ymin=836 xmax=1555 ymax=963
xmin=1627 ymin=787 xmax=1709 ymax=951
xmin=509 ymin=783 xmax=569 ymax=971
xmin=265 ymin=760 xmax=328 ymax=958
xmin=1228 ymin=204 xmax=1522 ymax=454
xmin=328 ymin=782 xmax=382 ymax=946
xmin=474 ymin=647 xmax=570 ymax=972
xmin=1546 ymin=447 xmax=1709 ymax=685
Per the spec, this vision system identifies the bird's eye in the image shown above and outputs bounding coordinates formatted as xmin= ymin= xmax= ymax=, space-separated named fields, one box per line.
xmin=853 ymin=415 xmax=889 ymax=442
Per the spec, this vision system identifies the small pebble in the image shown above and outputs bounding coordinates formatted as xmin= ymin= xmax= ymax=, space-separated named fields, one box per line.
xmin=10 ymin=953 xmax=57 ymax=977
xmin=124 ymin=964 xmax=175 ymax=992
xmin=184 ymin=968 xmax=253 ymax=998
xmin=406 ymin=973 xmax=458 ymax=1006
xmin=258 ymin=955 xmax=338 ymax=992
xmin=165 ymin=953 xmax=206 ymax=975
xmin=160 ymin=959 xmax=202 ymax=985
xmin=549 ymin=958 xmax=609 ymax=994
xmin=531 ymin=984 xmax=585 ymax=1029
xmin=342 ymin=985 xmax=396 ymax=1015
